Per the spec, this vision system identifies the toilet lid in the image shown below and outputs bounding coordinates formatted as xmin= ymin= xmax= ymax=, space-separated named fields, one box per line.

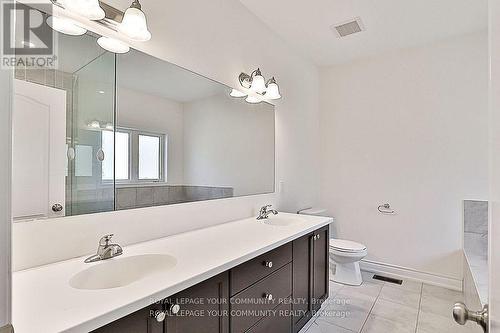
xmin=330 ymin=239 xmax=367 ymax=253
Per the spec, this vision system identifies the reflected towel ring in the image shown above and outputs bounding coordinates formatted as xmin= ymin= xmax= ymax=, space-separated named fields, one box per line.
xmin=378 ymin=203 xmax=395 ymax=214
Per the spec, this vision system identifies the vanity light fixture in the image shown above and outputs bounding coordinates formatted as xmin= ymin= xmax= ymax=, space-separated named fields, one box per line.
xmin=46 ymin=16 xmax=87 ymax=36
xmin=97 ymin=36 xmax=130 ymax=54
xmin=59 ymin=0 xmax=105 ymax=20
xmin=239 ymin=68 xmax=266 ymax=94
xmin=49 ymin=0 xmax=152 ymax=53
xmin=264 ymin=77 xmax=281 ymax=100
xmin=118 ymin=0 xmax=152 ymax=41
xmin=237 ymin=68 xmax=282 ymax=103
xmin=229 ymin=89 xmax=247 ymax=98
xmin=245 ymin=95 xmax=261 ymax=104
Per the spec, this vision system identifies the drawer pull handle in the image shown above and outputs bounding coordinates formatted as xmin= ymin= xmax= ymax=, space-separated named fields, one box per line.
xmin=152 ymin=310 xmax=167 ymax=322
xmin=264 ymin=261 xmax=273 ymax=268
xmin=169 ymin=304 xmax=181 ymax=315
xmin=264 ymin=293 xmax=273 ymax=301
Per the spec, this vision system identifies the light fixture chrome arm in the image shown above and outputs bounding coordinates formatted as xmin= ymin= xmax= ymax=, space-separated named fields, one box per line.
xmin=239 ymin=68 xmax=263 ymax=89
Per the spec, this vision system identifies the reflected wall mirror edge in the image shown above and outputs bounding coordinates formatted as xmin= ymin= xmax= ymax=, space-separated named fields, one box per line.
xmin=12 ymin=3 xmax=276 ymax=221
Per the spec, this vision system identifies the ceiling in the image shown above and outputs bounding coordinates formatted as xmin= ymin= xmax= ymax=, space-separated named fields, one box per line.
xmin=238 ymin=0 xmax=488 ymax=66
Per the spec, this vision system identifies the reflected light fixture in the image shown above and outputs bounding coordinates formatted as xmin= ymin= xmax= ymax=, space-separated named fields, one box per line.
xmin=46 ymin=16 xmax=87 ymax=36
xmin=97 ymin=36 xmax=130 ymax=54
xmin=104 ymin=122 xmax=114 ymax=130
xmin=238 ymin=68 xmax=281 ymax=103
xmin=229 ymin=89 xmax=247 ymax=98
xmin=245 ymin=95 xmax=261 ymax=104
xmin=264 ymin=77 xmax=281 ymax=100
xmin=118 ymin=0 xmax=152 ymax=41
xmin=89 ymin=120 xmax=101 ymax=129
xmin=60 ymin=0 xmax=105 ymax=20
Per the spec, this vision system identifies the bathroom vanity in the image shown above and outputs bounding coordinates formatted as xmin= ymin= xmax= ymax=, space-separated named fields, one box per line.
xmin=93 ymin=227 xmax=328 ymax=333
xmin=12 ymin=213 xmax=331 ymax=333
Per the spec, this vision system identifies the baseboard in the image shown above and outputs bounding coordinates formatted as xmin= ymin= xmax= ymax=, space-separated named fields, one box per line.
xmin=360 ymin=259 xmax=462 ymax=291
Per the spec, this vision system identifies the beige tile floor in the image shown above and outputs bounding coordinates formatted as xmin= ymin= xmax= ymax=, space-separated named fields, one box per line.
xmin=301 ymin=271 xmax=482 ymax=333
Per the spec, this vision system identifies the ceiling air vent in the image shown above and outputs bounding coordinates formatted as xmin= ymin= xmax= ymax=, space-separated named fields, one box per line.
xmin=331 ymin=17 xmax=365 ymax=38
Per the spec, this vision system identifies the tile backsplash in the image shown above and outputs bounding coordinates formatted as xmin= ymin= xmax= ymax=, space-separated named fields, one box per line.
xmin=115 ymin=185 xmax=234 ymax=210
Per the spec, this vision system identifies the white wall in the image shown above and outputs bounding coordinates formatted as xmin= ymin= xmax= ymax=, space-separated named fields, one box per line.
xmin=319 ymin=32 xmax=489 ymax=284
xmin=117 ymin=87 xmax=184 ymax=184
xmin=489 ymin=0 xmax=500 ymax=325
xmin=0 ymin=53 xmax=13 ymax=326
xmin=183 ymin=94 xmax=274 ymax=196
xmin=13 ymin=0 xmax=320 ymax=270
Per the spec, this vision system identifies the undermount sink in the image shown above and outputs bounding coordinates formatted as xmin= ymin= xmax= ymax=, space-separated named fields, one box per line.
xmin=263 ymin=215 xmax=303 ymax=227
xmin=70 ymin=254 xmax=177 ymax=290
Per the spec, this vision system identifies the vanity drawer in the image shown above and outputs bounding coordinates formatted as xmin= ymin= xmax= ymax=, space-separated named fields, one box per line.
xmin=230 ymin=263 xmax=292 ymax=333
xmin=246 ymin=302 xmax=291 ymax=333
xmin=230 ymin=242 xmax=292 ymax=296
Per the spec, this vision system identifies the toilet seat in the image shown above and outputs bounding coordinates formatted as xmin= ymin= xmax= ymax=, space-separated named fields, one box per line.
xmin=330 ymin=239 xmax=366 ymax=253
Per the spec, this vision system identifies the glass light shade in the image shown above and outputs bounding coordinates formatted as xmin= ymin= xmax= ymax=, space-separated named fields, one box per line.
xmin=97 ymin=36 xmax=130 ymax=54
xmin=89 ymin=120 xmax=101 ymax=129
xmin=265 ymin=82 xmax=281 ymax=100
xmin=46 ymin=16 xmax=87 ymax=36
xmin=250 ymin=74 xmax=266 ymax=93
xmin=230 ymin=89 xmax=247 ymax=98
xmin=61 ymin=0 xmax=105 ymax=20
xmin=245 ymin=95 xmax=261 ymax=104
xmin=118 ymin=7 xmax=151 ymax=41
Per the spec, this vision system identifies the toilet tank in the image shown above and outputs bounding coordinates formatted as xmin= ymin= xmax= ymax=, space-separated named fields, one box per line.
xmin=298 ymin=208 xmax=334 ymax=238
xmin=298 ymin=207 xmax=328 ymax=216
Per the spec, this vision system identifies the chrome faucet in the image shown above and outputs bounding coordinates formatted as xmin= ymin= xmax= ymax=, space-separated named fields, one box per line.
xmin=257 ymin=204 xmax=278 ymax=220
xmin=84 ymin=234 xmax=123 ymax=263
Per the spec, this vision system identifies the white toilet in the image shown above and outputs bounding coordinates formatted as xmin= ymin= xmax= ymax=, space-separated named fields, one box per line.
xmin=329 ymin=239 xmax=367 ymax=286
xmin=298 ymin=207 xmax=368 ymax=286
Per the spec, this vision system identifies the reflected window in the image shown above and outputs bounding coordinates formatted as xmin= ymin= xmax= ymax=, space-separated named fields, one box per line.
xmin=102 ymin=130 xmax=130 ymax=181
xmin=102 ymin=129 xmax=165 ymax=183
xmin=139 ymin=135 xmax=161 ymax=180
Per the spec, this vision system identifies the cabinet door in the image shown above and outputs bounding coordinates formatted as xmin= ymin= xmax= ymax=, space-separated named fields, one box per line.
xmin=91 ymin=305 xmax=164 ymax=333
xmin=312 ymin=226 xmax=329 ymax=312
xmin=291 ymin=233 xmax=313 ymax=333
xmin=166 ymin=272 xmax=229 ymax=333
xmin=246 ymin=302 xmax=291 ymax=333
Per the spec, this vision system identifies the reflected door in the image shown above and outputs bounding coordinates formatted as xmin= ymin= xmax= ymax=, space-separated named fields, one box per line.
xmin=12 ymin=80 xmax=66 ymax=220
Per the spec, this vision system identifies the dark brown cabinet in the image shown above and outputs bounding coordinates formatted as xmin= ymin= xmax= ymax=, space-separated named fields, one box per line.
xmin=292 ymin=225 xmax=329 ymax=333
xmin=92 ymin=225 xmax=329 ymax=333
xmin=291 ymin=233 xmax=312 ymax=332
xmin=312 ymin=226 xmax=329 ymax=312
xmin=166 ymin=272 xmax=229 ymax=333
xmin=91 ymin=304 xmax=164 ymax=333
xmin=246 ymin=302 xmax=292 ymax=333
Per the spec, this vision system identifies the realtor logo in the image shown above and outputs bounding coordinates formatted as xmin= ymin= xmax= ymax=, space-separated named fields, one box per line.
xmin=1 ymin=2 xmax=57 ymax=68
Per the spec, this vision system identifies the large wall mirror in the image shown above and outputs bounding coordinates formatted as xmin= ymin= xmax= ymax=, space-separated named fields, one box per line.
xmin=12 ymin=5 xmax=275 ymax=221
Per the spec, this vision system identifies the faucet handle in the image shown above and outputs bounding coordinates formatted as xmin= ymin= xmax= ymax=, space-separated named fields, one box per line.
xmin=99 ymin=234 xmax=114 ymax=246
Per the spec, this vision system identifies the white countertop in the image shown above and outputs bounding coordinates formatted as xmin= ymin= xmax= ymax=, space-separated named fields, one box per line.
xmin=13 ymin=212 xmax=332 ymax=333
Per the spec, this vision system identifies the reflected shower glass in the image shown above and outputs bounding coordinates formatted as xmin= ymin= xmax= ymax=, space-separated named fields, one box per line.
xmin=69 ymin=38 xmax=116 ymax=215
